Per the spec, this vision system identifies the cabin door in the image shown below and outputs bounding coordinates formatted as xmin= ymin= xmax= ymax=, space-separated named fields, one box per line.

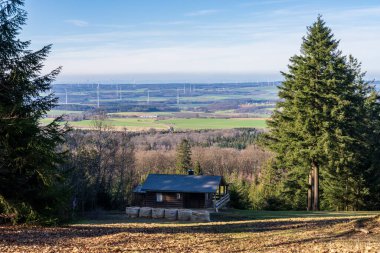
xmin=184 ymin=193 xmax=204 ymax=208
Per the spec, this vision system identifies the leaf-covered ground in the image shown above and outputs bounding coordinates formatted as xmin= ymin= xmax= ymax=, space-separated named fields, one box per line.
xmin=1 ymin=212 xmax=379 ymax=253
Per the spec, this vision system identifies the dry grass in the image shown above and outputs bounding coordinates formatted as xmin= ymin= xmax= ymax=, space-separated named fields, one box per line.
xmin=0 ymin=214 xmax=379 ymax=252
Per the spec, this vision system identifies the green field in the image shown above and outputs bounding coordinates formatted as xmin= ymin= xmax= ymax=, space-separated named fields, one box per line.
xmin=41 ymin=117 xmax=268 ymax=131
xmin=109 ymin=112 xmax=174 ymax=117
xmin=159 ymin=118 xmax=267 ymax=130
xmin=46 ymin=110 xmax=83 ymax=115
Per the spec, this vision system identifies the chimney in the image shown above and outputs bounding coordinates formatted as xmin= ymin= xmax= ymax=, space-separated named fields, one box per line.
xmin=188 ymin=169 xmax=194 ymax=175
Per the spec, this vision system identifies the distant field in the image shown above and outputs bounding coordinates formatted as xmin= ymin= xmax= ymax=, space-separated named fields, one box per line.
xmin=1 ymin=211 xmax=379 ymax=252
xmin=47 ymin=110 xmax=83 ymax=115
xmin=41 ymin=117 xmax=268 ymax=131
xmin=109 ymin=112 xmax=174 ymax=117
xmin=71 ymin=118 xmax=168 ymax=130
xmin=52 ymin=83 xmax=280 ymax=114
xmin=159 ymin=118 xmax=267 ymax=130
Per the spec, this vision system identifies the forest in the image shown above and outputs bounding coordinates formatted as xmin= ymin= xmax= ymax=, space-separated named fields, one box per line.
xmin=1 ymin=0 xmax=380 ymax=227
xmin=63 ymin=125 xmax=270 ymax=214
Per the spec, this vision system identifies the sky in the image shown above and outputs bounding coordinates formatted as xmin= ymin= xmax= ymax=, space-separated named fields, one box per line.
xmin=22 ymin=0 xmax=380 ymax=83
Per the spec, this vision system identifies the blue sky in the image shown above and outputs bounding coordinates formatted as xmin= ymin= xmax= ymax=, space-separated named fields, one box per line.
xmin=23 ymin=0 xmax=380 ymax=83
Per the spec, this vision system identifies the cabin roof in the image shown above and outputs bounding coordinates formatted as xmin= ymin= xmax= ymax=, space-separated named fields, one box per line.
xmin=133 ymin=185 xmax=145 ymax=193
xmin=140 ymin=174 xmax=224 ymax=193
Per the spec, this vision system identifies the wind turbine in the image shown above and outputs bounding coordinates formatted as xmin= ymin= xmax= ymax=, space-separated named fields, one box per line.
xmin=65 ymin=88 xmax=68 ymax=105
xmin=97 ymin=84 xmax=100 ymax=108
xmin=177 ymin=88 xmax=180 ymax=105
xmin=118 ymin=84 xmax=122 ymax=100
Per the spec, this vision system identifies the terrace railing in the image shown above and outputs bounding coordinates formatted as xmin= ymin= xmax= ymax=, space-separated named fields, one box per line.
xmin=214 ymin=193 xmax=230 ymax=212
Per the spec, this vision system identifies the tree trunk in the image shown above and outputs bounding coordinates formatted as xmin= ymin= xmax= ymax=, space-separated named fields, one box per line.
xmin=313 ymin=163 xmax=319 ymax=211
xmin=307 ymin=170 xmax=313 ymax=211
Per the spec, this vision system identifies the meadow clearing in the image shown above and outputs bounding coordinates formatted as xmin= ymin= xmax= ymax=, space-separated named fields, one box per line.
xmin=1 ymin=211 xmax=379 ymax=253
xmin=41 ymin=117 xmax=268 ymax=131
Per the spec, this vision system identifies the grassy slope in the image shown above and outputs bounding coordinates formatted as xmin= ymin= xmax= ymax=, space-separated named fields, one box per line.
xmin=212 ymin=209 xmax=380 ymax=221
xmin=0 ymin=211 xmax=379 ymax=252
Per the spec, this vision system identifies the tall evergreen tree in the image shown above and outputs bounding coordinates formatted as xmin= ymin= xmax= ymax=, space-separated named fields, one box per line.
xmin=175 ymin=139 xmax=192 ymax=174
xmin=0 ymin=0 xmax=67 ymax=223
xmin=266 ymin=16 xmax=380 ymax=211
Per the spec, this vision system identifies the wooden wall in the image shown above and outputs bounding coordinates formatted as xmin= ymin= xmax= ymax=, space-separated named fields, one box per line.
xmin=204 ymin=193 xmax=214 ymax=208
xmin=142 ymin=192 xmax=216 ymax=209
xmin=143 ymin=192 xmax=184 ymax=208
xmin=182 ymin=193 xmax=204 ymax=208
xmin=132 ymin=193 xmax=145 ymax=206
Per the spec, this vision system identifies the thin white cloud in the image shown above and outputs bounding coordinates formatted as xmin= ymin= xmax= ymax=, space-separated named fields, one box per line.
xmin=144 ymin=20 xmax=194 ymax=26
xmin=240 ymin=0 xmax=297 ymax=7
xmin=95 ymin=24 xmax=135 ymax=29
xmin=32 ymin=30 xmax=184 ymax=45
xmin=185 ymin=9 xmax=221 ymax=17
xmin=333 ymin=6 xmax=380 ymax=18
xmin=45 ymin=38 xmax=300 ymax=77
xmin=65 ymin=19 xmax=89 ymax=27
xmin=43 ymin=4 xmax=380 ymax=82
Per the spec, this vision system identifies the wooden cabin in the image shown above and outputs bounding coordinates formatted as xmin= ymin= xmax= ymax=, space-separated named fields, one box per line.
xmin=133 ymin=173 xmax=229 ymax=209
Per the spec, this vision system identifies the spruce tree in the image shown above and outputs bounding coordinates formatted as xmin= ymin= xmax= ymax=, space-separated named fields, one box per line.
xmin=175 ymin=139 xmax=192 ymax=174
xmin=267 ymin=16 xmax=380 ymax=211
xmin=363 ymin=91 xmax=380 ymax=210
xmin=0 ymin=0 xmax=67 ymax=223
xmin=194 ymin=161 xmax=202 ymax=175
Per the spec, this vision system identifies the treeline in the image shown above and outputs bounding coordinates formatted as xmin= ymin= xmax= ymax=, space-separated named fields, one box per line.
xmin=135 ymin=145 xmax=269 ymax=180
xmin=3 ymin=1 xmax=380 ymax=225
xmin=62 ymin=126 xmax=271 ymax=213
xmin=63 ymin=124 xmax=135 ymax=212
xmin=130 ymin=128 xmax=261 ymax=150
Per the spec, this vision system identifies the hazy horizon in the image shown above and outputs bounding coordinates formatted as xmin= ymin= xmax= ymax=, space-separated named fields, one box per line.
xmin=24 ymin=0 xmax=380 ymax=83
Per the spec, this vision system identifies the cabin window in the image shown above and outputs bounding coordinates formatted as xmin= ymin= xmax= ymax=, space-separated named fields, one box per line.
xmin=156 ymin=193 xmax=163 ymax=202
xmin=176 ymin=193 xmax=181 ymax=200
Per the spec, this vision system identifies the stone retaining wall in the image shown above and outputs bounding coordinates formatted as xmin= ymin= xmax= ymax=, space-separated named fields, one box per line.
xmin=126 ymin=207 xmax=210 ymax=222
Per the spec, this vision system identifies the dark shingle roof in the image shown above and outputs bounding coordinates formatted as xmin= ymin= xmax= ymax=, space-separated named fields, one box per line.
xmin=133 ymin=185 xmax=145 ymax=193
xmin=140 ymin=174 xmax=223 ymax=193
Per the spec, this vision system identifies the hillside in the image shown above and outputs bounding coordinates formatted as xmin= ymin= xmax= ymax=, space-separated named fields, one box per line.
xmin=1 ymin=211 xmax=379 ymax=252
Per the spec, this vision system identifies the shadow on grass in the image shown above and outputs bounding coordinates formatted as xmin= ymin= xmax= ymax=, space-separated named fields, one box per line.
xmin=263 ymin=229 xmax=356 ymax=250
xmin=212 ymin=210 xmax=380 ymax=221
xmin=0 ymin=217 xmax=355 ymax=247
